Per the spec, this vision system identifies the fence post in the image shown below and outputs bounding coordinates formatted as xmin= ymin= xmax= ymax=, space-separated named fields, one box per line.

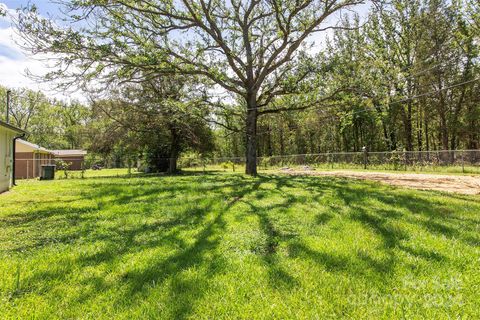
xmin=461 ymin=151 xmax=465 ymax=173
xmin=362 ymin=146 xmax=368 ymax=170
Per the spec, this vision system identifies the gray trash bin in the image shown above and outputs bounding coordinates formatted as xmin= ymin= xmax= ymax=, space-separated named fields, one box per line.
xmin=41 ymin=165 xmax=56 ymax=180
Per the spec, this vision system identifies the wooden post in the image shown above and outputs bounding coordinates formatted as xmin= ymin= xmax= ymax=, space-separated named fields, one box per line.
xmin=362 ymin=146 xmax=368 ymax=170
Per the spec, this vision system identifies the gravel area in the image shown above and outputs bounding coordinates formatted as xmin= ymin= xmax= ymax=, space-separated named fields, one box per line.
xmin=282 ymin=168 xmax=480 ymax=195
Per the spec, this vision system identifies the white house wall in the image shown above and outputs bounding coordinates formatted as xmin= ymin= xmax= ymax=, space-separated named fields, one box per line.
xmin=0 ymin=127 xmax=16 ymax=193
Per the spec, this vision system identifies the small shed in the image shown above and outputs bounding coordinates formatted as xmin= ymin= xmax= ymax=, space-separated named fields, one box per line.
xmin=15 ymin=139 xmax=55 ymax=179
xmin=0 ymin=120 xmax=25 ymax=193
xmin=51 ymin=149 xmax=87 ymax=170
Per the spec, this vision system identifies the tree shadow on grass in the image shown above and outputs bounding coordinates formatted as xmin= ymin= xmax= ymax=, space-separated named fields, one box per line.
xmin=240 ymin=174 xmax=476 ymax=282
xmin=5 ymin=174 xmax=262 ymax=318
xmin=245 ymin=174 xmax=479 ymax=286
xmin=350 ymin=207 xmax=410 ymax=249
xmin=81 ymin=175 xmax=251 ymax=209
xmin=291 ymin=175 xmax=480 ymax=246
xmin=2 ymin=173 xmax=479 ymax=317
xmin=238 ymin=179 xmax=311 ymax=290
xmin=0 ymin=206 xmax=98 ymax=253
xmin=316 ymin=212 xmax=335 ymax=225
xmin=121 ymin=208 xmax=228 ymax=318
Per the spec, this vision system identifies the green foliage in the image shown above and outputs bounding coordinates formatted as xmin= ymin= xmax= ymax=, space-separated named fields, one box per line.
xmin=8 ymin=0 xmax=480 ymax=172
xmin=87 ymin=78 xmax=214 ymax=173
xmin=219 ymin=161 xmax=235 ymax=172
xmin=0 ymin=85 xmax=90 ymax=150
xmin=55 ymin=160 xmax=72 ymax=179
xmin=214 ymin=0 xmax=480 ymax=158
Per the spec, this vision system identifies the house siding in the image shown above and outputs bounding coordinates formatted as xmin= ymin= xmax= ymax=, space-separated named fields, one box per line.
xmin=15 ymin=152 xmax=55 ymax=179
xmin=0 ymin=127 xmax=16 ymax=193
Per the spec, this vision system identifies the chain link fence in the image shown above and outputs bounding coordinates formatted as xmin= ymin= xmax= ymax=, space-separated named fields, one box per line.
xmin=14 ymin=158 xmax=86 ymax=179
xmin=14 ymin=150 xmax=480 ymax=179
xmin=179 ymin=150 xmax=480 ymax=174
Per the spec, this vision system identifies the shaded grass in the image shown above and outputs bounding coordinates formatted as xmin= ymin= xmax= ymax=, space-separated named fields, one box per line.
xmin=0 ymin=172 xmax=479 ymax=319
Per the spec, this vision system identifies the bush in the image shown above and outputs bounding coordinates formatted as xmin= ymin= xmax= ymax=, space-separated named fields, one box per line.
xmin=55 ymin=160 xmax=72 ymax=179
xmin=220 ymin=161 xmax=235 ymax=172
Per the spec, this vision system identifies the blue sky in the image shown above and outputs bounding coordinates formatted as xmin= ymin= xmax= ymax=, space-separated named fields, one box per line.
xmin=2 ymin=0 xmax=60 ymax=15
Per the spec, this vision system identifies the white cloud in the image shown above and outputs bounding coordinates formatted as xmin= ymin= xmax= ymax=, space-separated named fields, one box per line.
xmin=0 ymin=4 xmax=86 ymax=102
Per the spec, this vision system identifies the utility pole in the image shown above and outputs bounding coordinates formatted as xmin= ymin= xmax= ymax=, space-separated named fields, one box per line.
xmin=6 ymin=90 xmax=11 ymax=123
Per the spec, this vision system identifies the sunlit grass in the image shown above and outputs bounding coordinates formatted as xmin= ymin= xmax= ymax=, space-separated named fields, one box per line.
xmin=186 ymin=163 xmax=480 ymax=175
xmin=54 ymin=168 xmax=141 ymax=179
xmin=1 ymin=172 xmax=479 ymax=319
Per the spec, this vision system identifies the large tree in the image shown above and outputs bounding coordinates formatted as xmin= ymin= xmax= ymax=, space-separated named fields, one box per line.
xmin=212 ymin=0 xmax=480 ymax=158
xmin=90 ymin=78 xmax=214 ymax=173
xmin=16 ymin=0 xmax=367 ymax=175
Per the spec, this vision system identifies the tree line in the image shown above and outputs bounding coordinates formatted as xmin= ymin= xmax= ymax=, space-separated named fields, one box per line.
xmin=217 ymin=0 xmax=480 ymax=157
xmin=0 ymin=83 xmax=213 ymax=172
xmin=7 ymin=0 xmax=480 ymax=174
xmin=0 ymin=86 xmax=89 ymax=149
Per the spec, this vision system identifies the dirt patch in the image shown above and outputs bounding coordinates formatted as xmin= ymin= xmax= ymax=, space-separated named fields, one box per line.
xmin=282 ymin=169 xmax=480 ymax=195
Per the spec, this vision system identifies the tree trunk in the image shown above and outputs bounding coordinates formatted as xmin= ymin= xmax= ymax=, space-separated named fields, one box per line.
xmin=232 ymin=132 xmax=239 ymax=157
xmin=245 ymin=96 xmax=258 ymax=176
xmin=279 ymin=126 xmax=285 ymax=155
xmin=266 ymin=125 xmax=273 ymax=156
xmin=440 ymin=115 xmax=449 ymax=150
xmin=168 ymin=127 xmax=180 ymax=174
xmin=381 ymin=122 xmax=390 ymax=150
xmin=437 ymin=82 xmax=449 ymax=151
xmin=168 ymin=156 xmax=178 ymax=174
xmin=417 ymin=104 xmax=423 ymax=151
xmin=405 ymin=102 xmax=414 ymax=151
xmin=424 ymin=116 xmax=430 ymax=151
xmin=467 ymin=114 xmax=478 ymax=150
xmin=450 ymin=86 xmax=467 ymax=151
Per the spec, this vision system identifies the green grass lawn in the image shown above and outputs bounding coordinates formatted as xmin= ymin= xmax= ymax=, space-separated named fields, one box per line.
xmin=1 ymin=172 xmax=479 ymax=319
xmin=55 ymin=168 xmax=141 ymax=179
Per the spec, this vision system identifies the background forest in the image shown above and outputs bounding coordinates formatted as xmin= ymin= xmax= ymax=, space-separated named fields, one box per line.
xmin=2 ymin=0 xmax=479 ymax=170
xmin=218 ymin=0 xmax=480 ymax=157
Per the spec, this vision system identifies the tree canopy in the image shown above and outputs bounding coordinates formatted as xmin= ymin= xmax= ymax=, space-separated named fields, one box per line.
xmin=16 ymin=0 xmax=367 ymax=175
xmin=5 ymin=0 xmax=479 ymax=172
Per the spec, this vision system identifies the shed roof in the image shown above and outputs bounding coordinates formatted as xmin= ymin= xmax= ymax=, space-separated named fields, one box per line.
xmin=51 ymin=150 xmax=87 ymax=156
xmin=16 ymin=139 xmax=52 ymax=153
